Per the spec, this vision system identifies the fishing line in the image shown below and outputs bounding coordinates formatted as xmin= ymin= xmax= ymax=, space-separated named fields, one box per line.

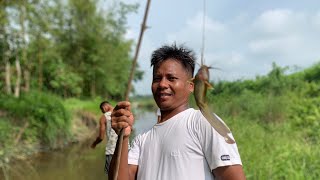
xmin=200 ymin=0 xmax=206 ymax=65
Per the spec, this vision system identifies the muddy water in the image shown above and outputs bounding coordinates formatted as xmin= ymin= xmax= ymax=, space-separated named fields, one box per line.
xmin=6 ymin=110 xmax=157 ymax=180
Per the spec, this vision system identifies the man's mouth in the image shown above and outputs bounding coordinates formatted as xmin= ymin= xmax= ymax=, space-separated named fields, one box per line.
xmin=158 ymin=92 xmax=172 ymax=99
xmin=160 ymin=93 xmax=171 ymax=97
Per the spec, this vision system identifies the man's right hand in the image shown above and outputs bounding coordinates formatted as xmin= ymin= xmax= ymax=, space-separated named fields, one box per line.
xmin=111 ymin=101 xmax=134 ymax=137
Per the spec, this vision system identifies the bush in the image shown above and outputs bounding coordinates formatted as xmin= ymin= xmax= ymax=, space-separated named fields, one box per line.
xmin=0 ymin=91 xmax=71 ymax=148
xmin=208 ymin=89 xmax=289 ymax=123
xmin=0 ymin=118 xmax=15 ymax=150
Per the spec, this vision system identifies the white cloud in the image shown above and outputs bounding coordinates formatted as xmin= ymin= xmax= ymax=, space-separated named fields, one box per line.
xmin=166 ymin=12 xmax=229 ymax=52
xmin=248 ymin=9 xmax=320 ymax=68
xmin=186 ymin=12 xmax=226 ymax=33
xmin=253 ymin=9 xmax=293 ymax=34
xmin=248 ymin=36 xmax=301 ymax=56
xmin=252 ymin=9 xmax=309 ymax=37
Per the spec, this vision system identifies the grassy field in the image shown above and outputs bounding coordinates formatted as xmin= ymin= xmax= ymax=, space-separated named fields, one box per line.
xmin=227 ymin=116 xmax=320 ymax=179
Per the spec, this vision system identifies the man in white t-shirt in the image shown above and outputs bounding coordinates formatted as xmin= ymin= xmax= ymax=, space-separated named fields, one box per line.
xmin=109 ymin=44 xmax=246 ymax=180
xmin=91 ymin=101 xmax=116 ymax=174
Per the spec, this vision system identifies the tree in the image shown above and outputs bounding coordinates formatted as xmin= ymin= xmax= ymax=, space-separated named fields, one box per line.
xmin=0 ymin=0 xmax=143 ymax=99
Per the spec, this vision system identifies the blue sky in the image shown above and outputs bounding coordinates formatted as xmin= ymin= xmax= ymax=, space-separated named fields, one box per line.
xmin=107 ymin=0 xmax=320 ymax=95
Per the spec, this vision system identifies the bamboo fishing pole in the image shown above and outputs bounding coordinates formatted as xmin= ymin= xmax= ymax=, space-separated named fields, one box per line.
xmin=113 ymin=0 xmax=151 ymax=179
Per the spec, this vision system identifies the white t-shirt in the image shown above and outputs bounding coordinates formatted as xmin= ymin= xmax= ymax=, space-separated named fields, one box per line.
xmin=128 ymin=108 xmax=242 ymax=180
xmin=105 ymin=112 xmax=118 ymax=155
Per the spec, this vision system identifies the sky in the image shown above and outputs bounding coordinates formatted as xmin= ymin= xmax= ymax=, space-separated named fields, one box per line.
xmin=107 ymin=0 xmax=320 ymax=95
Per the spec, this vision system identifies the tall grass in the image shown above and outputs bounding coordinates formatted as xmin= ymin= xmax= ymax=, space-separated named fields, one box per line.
xmin=229 ymin=117 xmax=320 ymax=179
xmin=203 ymin=88 xmax=320 ymax=179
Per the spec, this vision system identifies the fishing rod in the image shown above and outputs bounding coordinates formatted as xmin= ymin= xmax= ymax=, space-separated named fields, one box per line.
xmin=113 ymin=0 xmax=152 ymax=179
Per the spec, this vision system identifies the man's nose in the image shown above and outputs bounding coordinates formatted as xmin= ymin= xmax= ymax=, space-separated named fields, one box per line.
xmin=159 ymin=78 xmax=169 ymax=88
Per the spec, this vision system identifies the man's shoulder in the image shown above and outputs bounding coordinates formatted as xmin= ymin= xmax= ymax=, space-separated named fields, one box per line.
xmin=175 ymin=108 xmax=201 ymax=118
xmin=184 ymin=108 xmax=204 ymax=122
xmin=99 ymin=114 xmax=107 ymax=122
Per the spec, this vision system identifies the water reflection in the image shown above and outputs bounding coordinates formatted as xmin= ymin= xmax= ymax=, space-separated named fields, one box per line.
xmin=133 ymin=110 xmax=157 ymax=135
xmin=4 ymin=111 xmax=157 ymax=180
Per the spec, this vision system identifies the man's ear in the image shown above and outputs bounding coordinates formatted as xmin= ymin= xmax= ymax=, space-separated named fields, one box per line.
xmin=189 ymin=81 xmax=194 ymax=93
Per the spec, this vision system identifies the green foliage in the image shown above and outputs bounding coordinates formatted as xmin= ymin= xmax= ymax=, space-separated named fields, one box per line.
xmin=0 ymin=91 xmax=70 ymax=147
xmin=57 ymin=0 xmax=139 ymax=99
xmin=304 ymin=61 xmax=320 ymax=82
xmin=203 ymin=62 xmax=320 ymax=179
xmin=63 ymin=97 xmax=106 ymax=114
xmin=234 ymin=117 xmax=320 ymax=179
xmin=0 ymin=118 xmax=15 ymax=149
xmin=47 ymin=59 xmax=83 ymax=97
xmin=289 ymin=96 xmax=320 ymax=143
xmin=0 ymin=0 xmax=141 ymax=99
xmin=209 ymin=88 xmax=289 ymax=123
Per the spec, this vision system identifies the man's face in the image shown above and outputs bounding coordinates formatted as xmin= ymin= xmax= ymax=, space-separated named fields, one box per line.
xmin=152 ymin=59 xmax=194 ymax=111
xmin=102 ymin=104 xmax=111 ymax=113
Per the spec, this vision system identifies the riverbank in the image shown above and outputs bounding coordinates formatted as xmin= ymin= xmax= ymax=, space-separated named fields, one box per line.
xmin=0 ymin=110 xmax=99 ymax=180
xmin=0 ymin=95 xmax=103 ymax=179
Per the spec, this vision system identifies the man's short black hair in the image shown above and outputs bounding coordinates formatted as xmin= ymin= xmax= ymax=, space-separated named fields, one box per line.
xmin=99 ymin=101 xmax=110 ymax=112
xmin=150 ymin=43 xmax=196 ymax=77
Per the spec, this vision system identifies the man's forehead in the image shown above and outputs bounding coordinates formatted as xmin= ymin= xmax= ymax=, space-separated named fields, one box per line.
xmin=153 ymin=66 xmax=182 ymax=75
xmin=152 ymin=59 xmax=193 ymax=77
xmin=153 ymin=71 xmax=177 ymax=76
xmin=152 ymin=69 xmax=192 ymax=79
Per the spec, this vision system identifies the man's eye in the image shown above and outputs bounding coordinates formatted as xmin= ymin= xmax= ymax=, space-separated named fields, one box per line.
xmin=168 ymin=77 xmax=177 ymax=81
xmin=153 ymin=77 xmax=161 ymax=82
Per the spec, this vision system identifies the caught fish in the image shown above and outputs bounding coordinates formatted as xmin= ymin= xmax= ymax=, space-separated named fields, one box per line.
xmin=192 ymin=65 xmax=235 ymax=144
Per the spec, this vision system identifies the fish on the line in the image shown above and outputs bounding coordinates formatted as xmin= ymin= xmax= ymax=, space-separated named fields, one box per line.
xmin=191 ymin=65 xmax=235 ymax=144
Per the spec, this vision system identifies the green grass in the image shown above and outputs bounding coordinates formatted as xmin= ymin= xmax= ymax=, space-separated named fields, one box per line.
xmin=63 ymin=97 xmax=103 ymax=113
xmin=227 ymin=116 xmax=320 ymax=179
xmin=63 ymin=97 xmax=120 ymax=114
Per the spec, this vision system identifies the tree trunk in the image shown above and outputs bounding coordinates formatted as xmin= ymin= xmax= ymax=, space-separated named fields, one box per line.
xmin=90 ymin=80 xmax=96 ymax=97
xmin=19 ymin=3 xmax=30 ymax=92
xmin=4 ymin=51 xmax=12 ymax=95
xmin=23 ymin=70 xmax=30 ymax=92
xmin=14 ymin=56 xmax=22 ymax=98
xmin=38 ymin=49 xmax=43 ymax=91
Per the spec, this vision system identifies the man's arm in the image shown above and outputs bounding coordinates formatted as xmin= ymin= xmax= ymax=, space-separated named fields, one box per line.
xmin=129 ymin=165 xmax=138 ymax=180
xmin=91 ymin=115 xmax=106 ymax=148
xmin=109 ymin=136 xmax=138 ymax=180
xmin=212 ymin=165 xmax=246 ymax=180
xmin=108 ymin=101 xmax=137 ymax=180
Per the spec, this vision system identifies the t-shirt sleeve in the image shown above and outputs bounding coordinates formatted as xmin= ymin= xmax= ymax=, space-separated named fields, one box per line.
xmin=195 ymin=112 xmax=242 ymax=170
xmin=128 ymin=135 xmax=141 ymax=165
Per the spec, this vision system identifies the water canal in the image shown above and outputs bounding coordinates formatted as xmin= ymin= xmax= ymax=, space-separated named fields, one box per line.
xmin=5 ymin=110 xmax=157 ymax=180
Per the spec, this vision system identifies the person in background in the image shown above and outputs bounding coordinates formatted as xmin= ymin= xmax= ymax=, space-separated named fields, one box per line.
xmin=91 ymin=101 xmax=117 ymax=175
xmin=109 ymin=44 xmax=246 ymax=180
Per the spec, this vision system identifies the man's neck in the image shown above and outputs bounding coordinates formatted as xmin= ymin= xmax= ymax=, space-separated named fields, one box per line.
xmin=158 ymin=104 xmax=189 ymax=123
